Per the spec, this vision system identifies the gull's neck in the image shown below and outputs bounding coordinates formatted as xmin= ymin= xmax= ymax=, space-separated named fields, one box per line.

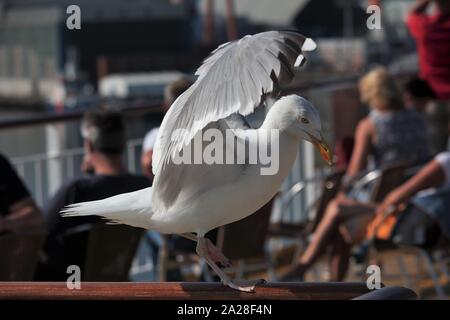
xmin=260 ymin=102 xmax=292 ymax=132
xmin=255 ymin=103 xmax=301 ymax=179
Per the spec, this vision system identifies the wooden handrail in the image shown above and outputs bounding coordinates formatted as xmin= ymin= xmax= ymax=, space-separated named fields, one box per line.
xmin=0 ymin=282 xmax=373 ymax=300
xmin=0 ymin=104 xmax=165 ymax=129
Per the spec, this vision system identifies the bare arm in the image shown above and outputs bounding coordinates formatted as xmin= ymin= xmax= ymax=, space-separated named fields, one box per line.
xmin=409 ymin=0 xmax=432 ymax=14
xmin=380 ymin=159 xmax=445 ymax=213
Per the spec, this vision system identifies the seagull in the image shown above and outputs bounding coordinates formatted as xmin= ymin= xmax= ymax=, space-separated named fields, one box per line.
xmin=61 ymin=31 xmax=333 ymax=292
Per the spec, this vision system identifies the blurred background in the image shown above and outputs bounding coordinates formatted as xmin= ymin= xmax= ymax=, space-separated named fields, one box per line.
xmin=1 ymin=0 xmax=450 ymax=299
xmin=0 ymin=0 xmax=416 ymax=209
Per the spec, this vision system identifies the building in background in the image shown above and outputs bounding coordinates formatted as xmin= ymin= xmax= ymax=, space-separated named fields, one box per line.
xmin=200 ymin=0 xmax=418 ymax=75
xmin=0 ymin=0 xmax=200 ymax=107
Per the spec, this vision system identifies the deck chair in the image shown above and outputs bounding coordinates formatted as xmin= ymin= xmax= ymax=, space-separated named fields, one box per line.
xmin=0 ymin=230 xmax=45 ymax=281
xmin=352 ymin=162 xmax=450 ymax=298
xmin=367 ymin=203 xmax=450 ymax=299
xmin=61 ymin=223 xmax=143 ymax=281
xmin=394 ymin=203 xmax=449 ymax=299
xmin=346 ymin=162 xmax=408 ymax=263
xmin=270 ymin=170 xmax=345 ymax=235
xmin=268 ymin=170 xmax=345 ymax=267
xmin=348 ymin=162 xmax=409 ymax=204
xmin=83 ymin=224 xmax=144 ymax=281
xmin=366 ymin=198 xmax=450 ymax=299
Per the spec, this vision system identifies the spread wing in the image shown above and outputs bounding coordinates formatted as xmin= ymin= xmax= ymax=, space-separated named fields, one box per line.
xmin=151 ymin=31 xmax=316 ymax=213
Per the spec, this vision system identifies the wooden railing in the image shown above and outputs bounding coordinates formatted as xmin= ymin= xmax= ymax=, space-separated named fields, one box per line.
xmin=0 ymin=282 xmax=378 ymax=300
xmin=0 ymin=103 xmax=165 ymax=129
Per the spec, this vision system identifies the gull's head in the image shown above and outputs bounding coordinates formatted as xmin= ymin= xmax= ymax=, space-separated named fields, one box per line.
xmin=272 ymin=95 xmax=333 ymax=165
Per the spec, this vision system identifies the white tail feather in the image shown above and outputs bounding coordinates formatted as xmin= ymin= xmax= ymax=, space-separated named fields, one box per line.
xmin=61 ymin=187 xmax=154 ymax=229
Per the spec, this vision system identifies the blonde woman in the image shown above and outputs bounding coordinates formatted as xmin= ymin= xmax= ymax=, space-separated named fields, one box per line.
xmin=281 ymin=68 xmax=430 ymax=281
xmin=348 ymin=67 xmax=430 ymax=177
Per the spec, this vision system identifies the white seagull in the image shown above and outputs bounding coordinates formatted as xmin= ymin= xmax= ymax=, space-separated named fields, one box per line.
xmin=62 ymin=31 xmax=332 ymax=292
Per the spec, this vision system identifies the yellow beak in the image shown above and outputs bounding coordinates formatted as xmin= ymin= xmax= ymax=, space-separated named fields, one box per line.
xmin=309 ymin=133 xmax=333 ymax=166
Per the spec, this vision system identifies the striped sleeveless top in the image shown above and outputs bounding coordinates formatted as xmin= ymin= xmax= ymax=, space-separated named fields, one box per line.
xmin=369 ymin=109 xmax=430 ymax=167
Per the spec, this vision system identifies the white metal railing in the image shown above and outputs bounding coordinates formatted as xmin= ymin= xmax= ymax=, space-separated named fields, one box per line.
xmin=10 ymin=138 xmax=144 ymax=207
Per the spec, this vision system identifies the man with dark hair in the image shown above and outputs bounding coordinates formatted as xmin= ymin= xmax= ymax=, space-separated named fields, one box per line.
xmin=36 ymin=107 xmax=150 ymax=280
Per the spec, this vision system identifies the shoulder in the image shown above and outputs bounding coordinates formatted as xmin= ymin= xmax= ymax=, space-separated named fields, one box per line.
xmin=407 ymin=13 xmax=430 ymax=37
xmin=407 ymin=12 xmax=429 ymax=25
xmin=404 ymin=109 xmax=426 ymax=122
xmin=124 ymin=174 xmax=152 ymax=188
xmin=434 ymin=152 xmax=450 ymax=183
xmin=435 ymin=152 xmax=450 ymax=169
xmin=44 ymin=177 xmax=86 ymax=216
xmin=393 ymin=110 xmax=427 ymax=129
xmin=53 ymin=176 xmax=102 ymax=201
xmin=53 ymin=177 xmax=85 ymax=198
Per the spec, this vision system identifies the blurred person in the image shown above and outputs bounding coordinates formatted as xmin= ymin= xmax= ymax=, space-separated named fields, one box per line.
xmin=407 ymin=0 xmax=450 ymax=100
xmin=346 ymin=67 xmax=430 ymax=179
xmin=407 ymin=0 xmax=450 ymax=153
xmin=36 ymin=107 xmax=150 ymax=280
xmin=403 ymin=77 xmax=442 ymax=152
xmin=0 ymin=154 xmax=43 ymax=233
xmin=141 ymin=77 xmax=193 ymax=179
xmin=281 ymin=67 xmax=431 ymax=281
xmin=282 ymin=151 xmax=450 ymax=282
xmin=403 ymin=77 xmax=437 ymax=112
xmin=334 ymin=137 xmax=355 ymax=171
xmin=374 ymin=152 xmax=450 ymax=241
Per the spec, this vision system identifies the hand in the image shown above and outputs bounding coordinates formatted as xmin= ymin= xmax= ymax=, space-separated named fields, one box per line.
xmin=379 ymin=189 xmax=407 ymax=216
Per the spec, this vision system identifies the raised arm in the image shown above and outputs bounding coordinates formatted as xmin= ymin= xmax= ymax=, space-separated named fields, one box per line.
xmin=409 ymin=0 xmax=432 ymax=14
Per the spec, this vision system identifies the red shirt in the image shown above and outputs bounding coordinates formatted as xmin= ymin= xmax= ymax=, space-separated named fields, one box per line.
xmin=407 ymin=12 xmax=450 ymax=100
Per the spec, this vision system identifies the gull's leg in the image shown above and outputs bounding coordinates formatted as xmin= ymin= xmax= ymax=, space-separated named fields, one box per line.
xmin=196 ymin=235 xmax=265 ymax=292
xmin=179 ymin=233 xmax=231 ymax=267
xmin=204 ymin=238 xmax=232 ymax=268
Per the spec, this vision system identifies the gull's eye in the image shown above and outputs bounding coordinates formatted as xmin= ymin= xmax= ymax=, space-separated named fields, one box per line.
xmin=300 ymin=117 xmax=309 ymax=124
